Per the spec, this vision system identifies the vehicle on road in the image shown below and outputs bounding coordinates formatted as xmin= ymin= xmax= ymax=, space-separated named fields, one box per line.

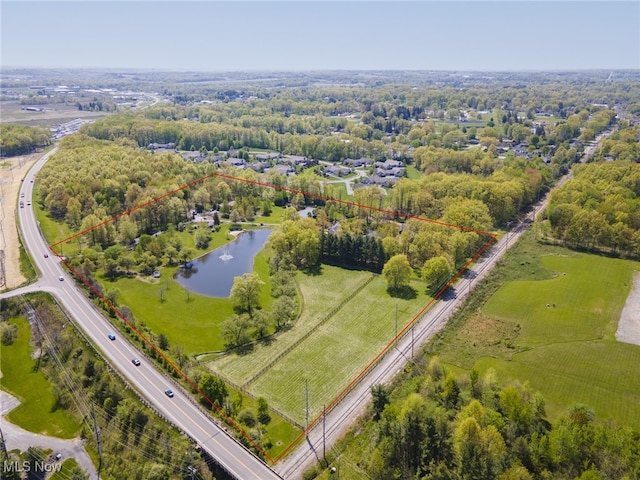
xmin=44 ymin=253 xmax=48 ymax=258
xmin=164 ymin=389 xmax=174 ymax=398
xmin=58 ymin=275 xmax=64 ymax=281
xmin=132 ymin=358 xmax=141 ymax=366
xmin=20 ymin=193 xmax=24 ymax=197
xmin=108 ymin=333 xmax=116 ymax=341
xmin=27 ymin=201 xmax=31 ymax=206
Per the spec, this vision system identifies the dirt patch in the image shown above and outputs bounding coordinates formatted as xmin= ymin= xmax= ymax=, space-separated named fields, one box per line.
xmin=615 ymin=272 xmax=640 ymax=346
xmin=0 ymin=152 xmax=42 ymax=290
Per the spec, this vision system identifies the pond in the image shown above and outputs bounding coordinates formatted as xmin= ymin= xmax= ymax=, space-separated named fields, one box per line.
xmin=174 ymin=229 xmax=272 ymax=298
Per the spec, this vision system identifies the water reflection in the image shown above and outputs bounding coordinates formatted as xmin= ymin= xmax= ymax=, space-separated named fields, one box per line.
xmin=175 ymin=229 xmax=272 ymax=298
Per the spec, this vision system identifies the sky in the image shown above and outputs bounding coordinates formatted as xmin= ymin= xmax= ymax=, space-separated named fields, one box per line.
xmin=1 ymin=1 xmax=639 ymax=71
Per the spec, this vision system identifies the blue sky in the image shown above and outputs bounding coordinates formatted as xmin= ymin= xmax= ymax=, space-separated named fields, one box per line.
xmin=1 ymin=1 xmax=638 ymax=71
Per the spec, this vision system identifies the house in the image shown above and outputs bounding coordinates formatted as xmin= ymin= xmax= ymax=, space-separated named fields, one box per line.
xmin=360 ymin=175 xmax=399 ymax=187
xmin=226 ymin=157 xmax=245 ymax=168
xmin=375 ymin=159 xmax=403 ymax=170
xmin=246 ymin=162 xmax=267 ymax=173
xmin=270 ymin=164 xmax=295 ymax=176
xmin=323 ymin=165 xmax=352 ymax=177
xmin=281 ymin=155 xmax=308 ymax=165
xmin=255 ymin=152 xmax=281 ymax=162
xmin=148 ymin=142 xmax=176 ymax=150
xmin=344 ymin=157 xmax=373 ymax=167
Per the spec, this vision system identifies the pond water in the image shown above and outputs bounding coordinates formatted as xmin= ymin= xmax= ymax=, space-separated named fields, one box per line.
xmin=175 ymin=229 xmax=272 ymax=298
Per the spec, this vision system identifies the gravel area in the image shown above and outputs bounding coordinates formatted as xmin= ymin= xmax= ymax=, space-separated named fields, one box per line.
xmin=616 ymin=272 xmax=640 ymax=346
xmin=0 ymin=152 xmax=40 ymax=290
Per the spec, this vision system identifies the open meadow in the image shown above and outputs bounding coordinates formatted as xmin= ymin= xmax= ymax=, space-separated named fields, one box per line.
xmin=437 ymin=233 xmax=640 ymax=428
xmin=210 ymin=267 xmax=431 ymax=425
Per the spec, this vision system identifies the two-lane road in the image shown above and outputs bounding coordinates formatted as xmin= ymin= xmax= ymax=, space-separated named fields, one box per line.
xmin=2 ymin=148 xmax=283 ymax=480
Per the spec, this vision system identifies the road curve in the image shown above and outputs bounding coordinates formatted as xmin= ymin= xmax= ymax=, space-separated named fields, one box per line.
xmin=1 ymin=148 xmax=283 ymax=480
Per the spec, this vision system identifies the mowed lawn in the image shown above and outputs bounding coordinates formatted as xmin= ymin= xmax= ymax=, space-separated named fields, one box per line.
xmin=0 ymin=317 xmax=81 ymax=438
xmin=110 ymin=249 xmax=272 ymax=355
xmin=243 ymin=274 xmax=430 ymax=425
xmin=479 ymin=253 xmax=640 ymax=427
xmin=209 ymin=266 xmax=375 ymax=384
xmin=483 ymin=254 xmax=631 ymax=345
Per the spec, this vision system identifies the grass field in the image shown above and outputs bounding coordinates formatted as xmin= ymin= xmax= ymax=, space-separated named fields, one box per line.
xmin=209 ymin=265 xmax=375 ymax=384
xmin=110 ymin=244 xmax=272 ymax=355
xmin=436 ymin=232 xmax=640 ymax=428
xmin=0 ymin=317 xmax=81 ymax=438
xmin=214 ymin=272 xmax=431 ymax=425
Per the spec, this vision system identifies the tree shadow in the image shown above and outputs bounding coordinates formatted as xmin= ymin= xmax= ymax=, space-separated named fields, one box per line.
xmin=302 ymin=264 xmax=323 ymax=276
xmin=232 ymin=343 xmax=255 ymax=356
xmin=387 ymin=285 xmax=417 ymax=299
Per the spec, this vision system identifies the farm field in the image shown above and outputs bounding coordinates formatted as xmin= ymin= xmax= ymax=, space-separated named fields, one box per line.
xmin=439 ymin=234 xmax=640 ymax=428
xmin=211 ymin=267 xmax=431 ymax=425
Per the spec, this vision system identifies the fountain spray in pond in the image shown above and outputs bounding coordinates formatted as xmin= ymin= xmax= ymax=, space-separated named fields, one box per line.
xmin=219 ymin=247 xmax=233 ymax=261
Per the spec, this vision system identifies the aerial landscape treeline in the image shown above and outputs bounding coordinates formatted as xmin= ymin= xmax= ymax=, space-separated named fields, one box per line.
xmin=0 ymin=123 xmax=51 ymax=156
xmin=2 ymin=69 xmax=640 ymax=480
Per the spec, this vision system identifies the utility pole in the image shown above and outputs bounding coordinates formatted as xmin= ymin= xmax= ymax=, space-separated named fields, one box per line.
xmin=305 ymin=379 xmax=309 ymax=439
xmin=0 ymin=427 xmax=8 ymax=462
xmin=92 ymin=405 xmax=102 ymax=479
xmin=322 ymin=404 xmax=326 ymax=463
xmin=411 ymin=324 xmax=414 ymax=359
xmin=395 ymin=303 xmax=398 ymax=340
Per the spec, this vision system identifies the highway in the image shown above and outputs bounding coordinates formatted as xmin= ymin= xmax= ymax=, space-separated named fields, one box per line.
xmin=1 ymin=148 xmax=283 ymax=480
xmin=3 ymin=127 xmax=614 ymax=480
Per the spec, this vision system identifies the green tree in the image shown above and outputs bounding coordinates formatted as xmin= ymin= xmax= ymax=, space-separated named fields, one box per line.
xmin=371 ymin=384 xmax=390 ymax=420
xmin=271 ymin=295 xmax=297 ymax=330
xmin=382 ymin=254 xmax=412 ymax=290
xmin=198 ymin=373 xmax=228 ymax=408
xmin=222 ymin=314 xmax=251 ymax=347
xmin=230 ymin=272 xmax=264 ymax=315
xmin=257 ymin=396 xmax=271 ymax=425
xmin=422 ymin=255 xmax=453 ymax=294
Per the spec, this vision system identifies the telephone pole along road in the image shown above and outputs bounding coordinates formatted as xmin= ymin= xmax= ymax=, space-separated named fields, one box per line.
xmin=275 ymin=128 xmax=616 ymax=480
xmin=1 ymin=148 xmax=283 ymax=480
xmin=3 ymin=128 xmax=613 ymax=480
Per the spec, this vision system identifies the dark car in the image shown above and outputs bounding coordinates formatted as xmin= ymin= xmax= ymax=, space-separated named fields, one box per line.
xmin=132 ymin=358 xmax=141 ymax=366
xmin=108 ymin=333 xmax=116 ymax=341
xmin=164 ymin=389 xmax=174 ymax=398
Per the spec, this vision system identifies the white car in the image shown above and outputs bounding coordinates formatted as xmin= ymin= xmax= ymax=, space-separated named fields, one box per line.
xmin=58 ymin=276 xmax=64 ymax=281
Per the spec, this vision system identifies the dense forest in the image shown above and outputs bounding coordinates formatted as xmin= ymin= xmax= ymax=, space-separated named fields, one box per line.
xmin=0 ymin=123 xmax=51 ymax=156
xmin=543 ymin=123 xmax=640 ymax=256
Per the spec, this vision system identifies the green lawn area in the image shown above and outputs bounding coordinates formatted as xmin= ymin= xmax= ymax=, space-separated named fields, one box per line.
xmin=223 ymin=272 xmax=431 ymax=425
xmin=440 ymin=235 xmax=640 ymax=428
xmin=209 ymin=265 xmax=374 ymax=384
xmin=35 ymin=203 xmax=73 ymax=251
xmin=476 ymin=340 xmax=640 ymax=428
xmin=406 ymin=165 xmax=422 ymax=179
xmin=110 ymin=245 xmax=273 ymax=355
xmin=0 ymin=317 xmax=81 ymax=438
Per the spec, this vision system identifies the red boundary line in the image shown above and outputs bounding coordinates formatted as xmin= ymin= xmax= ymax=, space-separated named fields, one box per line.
xmin=51 ymin=171 xmax=497 ymax=465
